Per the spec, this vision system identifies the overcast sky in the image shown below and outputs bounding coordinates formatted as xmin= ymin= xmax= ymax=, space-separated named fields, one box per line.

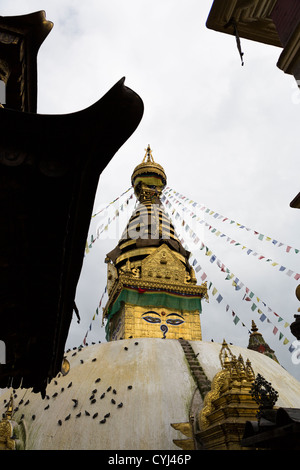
xmin=2 ymin=0 xmax=300 ymax=379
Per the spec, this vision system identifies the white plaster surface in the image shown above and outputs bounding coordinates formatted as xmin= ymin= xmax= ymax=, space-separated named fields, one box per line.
xmin=1 ymin=338 xmax=300 ymax=449
xmin=0 ymin=339 xmax=196 ymax=450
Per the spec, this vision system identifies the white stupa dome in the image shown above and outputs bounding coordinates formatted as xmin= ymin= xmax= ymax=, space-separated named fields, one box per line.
xmin=1 ymin=338 xmax=300 ymax=450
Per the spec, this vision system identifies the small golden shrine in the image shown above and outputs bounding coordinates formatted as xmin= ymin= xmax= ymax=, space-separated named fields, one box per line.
xmin=0 ymin=395 xmax=16 ymax=450
xmin=197 ymin=340 xmax=259 ymax=450
xmin=102 ymin=146 xmax=207 ymax=341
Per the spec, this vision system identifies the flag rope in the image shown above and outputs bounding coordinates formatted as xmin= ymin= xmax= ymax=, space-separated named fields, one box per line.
xmin=162 ymin=190 xmax=300 ymax=281
xmin=85 ymin=189 xmax=135 ymax=255
xmin=163 ymin=186 xmax=300 ymax=256
xmin=163 ymin=199 xmax=295 ymax=353
xmin=82 ymin=287 xmax=107 ymax=346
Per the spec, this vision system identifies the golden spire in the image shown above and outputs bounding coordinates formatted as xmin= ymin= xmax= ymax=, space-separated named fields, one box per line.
xmin=102 ymin=146 xmax=208 ymax=342
xmin=142 ymin=144 xmax=155 ymax=163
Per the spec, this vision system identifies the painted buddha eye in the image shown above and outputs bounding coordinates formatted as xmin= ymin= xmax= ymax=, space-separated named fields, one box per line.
xmin=166 ymin=318 xmax=184 ymax=326
xmin=142 ymin=312 xmax=161 ymax=324
xmin=143 ymin=316 xmax=161 ymax=324
xmin=165 ymin=313 xmax=185 ymax=326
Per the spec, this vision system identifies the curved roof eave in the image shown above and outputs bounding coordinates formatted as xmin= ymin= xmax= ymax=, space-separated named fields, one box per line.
xmin=0 ymin=77 xmax=144 ymax=395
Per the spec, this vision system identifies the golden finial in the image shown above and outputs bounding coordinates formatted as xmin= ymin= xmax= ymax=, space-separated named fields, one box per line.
xmin=219 ymin=339 xmax=234 ymax=368
xmin=142 ymin=144 xmax=154 ymax=163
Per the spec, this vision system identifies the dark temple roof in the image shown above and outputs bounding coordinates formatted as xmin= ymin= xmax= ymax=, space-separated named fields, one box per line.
xmin=0 ymin=77 xmax=144 ymax=395
xmin=242 ymin=407 xmax=300 ymax=449
xmin=0 ymin=11 xmax=53 ymax=113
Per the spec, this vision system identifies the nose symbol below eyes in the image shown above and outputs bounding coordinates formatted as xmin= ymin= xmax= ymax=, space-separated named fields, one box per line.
xmin=160 ymin=324 xmax=168 ymax=338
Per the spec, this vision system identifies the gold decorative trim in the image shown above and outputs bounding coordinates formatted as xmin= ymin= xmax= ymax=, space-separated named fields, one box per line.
xmin=172 ymin=438 xmax=194 ymax=450
xmin=118 ymin=239 xmax=136 ymax=250
xmin=61 ymin=357 xmax=70 ymax=375
xmin=115 ymin=247 xmax=186 ymax=266
xmin=171 ymin=422 xmax=193 ymax=438
xmin=131 ymin=145 xmax=166 ymax=183
xmin=199 ymin=369 xmax=230 ymax=431
xmin=102 ymin=275 xmax=208 ymax=321
xmin=121 ymin=276 xmax=208 ymax=295
xmin=132 ymin=164 xmax=166 ymax=181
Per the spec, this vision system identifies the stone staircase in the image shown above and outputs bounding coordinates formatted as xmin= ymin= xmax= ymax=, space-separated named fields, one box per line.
xmin=178 ymin=339 xmax=211 ymax=399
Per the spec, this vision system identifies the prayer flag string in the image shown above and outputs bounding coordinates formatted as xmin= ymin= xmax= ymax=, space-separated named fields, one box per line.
xmin=163 ymin=187 xmax=300 ymax=257
xmin=163 ymin=200 xmax=295 ymax=352
xmin=91 ymin=187 xmax=133 ymax=218
xmin=163 ymin=197 xmax=291 ymax=326
xmin=162 ymin=190 xmax=300 ymax=281
xmin=85 ymin=190 xmax=135 ymax=255
xmin=82 ymin=287 xmax=107 ymax=345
